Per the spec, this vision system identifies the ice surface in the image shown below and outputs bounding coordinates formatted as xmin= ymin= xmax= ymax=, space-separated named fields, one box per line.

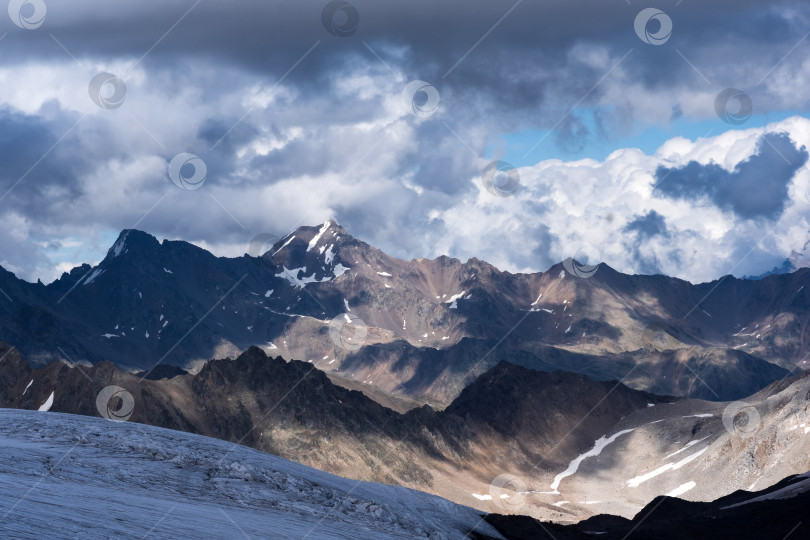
xmin=0 ymin=410 xmax=502 ymax=540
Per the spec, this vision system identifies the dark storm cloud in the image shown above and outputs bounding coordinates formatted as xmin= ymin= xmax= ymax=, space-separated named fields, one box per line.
xmin=653 ymin=132 xmax=808 ymax=220
xmin=0 ymin=105 xmax=87 ymax=211
xmin=2 ymin=0 xmax=807 ymax=199
xmin=4 ymin=0 xmax=807 ymax=128
xmin=619 ymin=210 xmax=670 ymax=275
xmin=624 ymin=210 xmax=669 ymax=239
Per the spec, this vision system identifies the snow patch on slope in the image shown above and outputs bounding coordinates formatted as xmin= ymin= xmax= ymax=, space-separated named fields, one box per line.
xmin=277 ymin=267 xmax=335 ymax=288
xmin=627 ymin=447 xmax=709 ymax=488
xmin=307 ymin=221 xmax=331 ymax=252
xmin=37 ymin=391 xmax=54 ymax=412
xmin=113 ymin=236 xmax=127 ymax=257
xmin=82 ymin=268 xmax=105 ymax=285
xmin=548 ymin=429 xmax=635 ymax=492
xmin=272 ymin=235 xmax=295 ymax=256
xmin=663 ymin=436 xmax=711 ymax=461
xmin=666 ymin=481 xmax=697 ymax=497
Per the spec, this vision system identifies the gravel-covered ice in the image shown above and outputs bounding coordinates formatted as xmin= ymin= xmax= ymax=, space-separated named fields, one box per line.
xmin=0 ymin=409 xmax=502 ymax=540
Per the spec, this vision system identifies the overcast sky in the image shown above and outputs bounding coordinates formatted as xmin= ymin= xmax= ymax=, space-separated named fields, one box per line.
xmin=2 ymin=0 xmax=810 ymax=284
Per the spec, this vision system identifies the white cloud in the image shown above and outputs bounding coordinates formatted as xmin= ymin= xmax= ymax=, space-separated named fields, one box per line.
xmin=427 ymin=116 xmax=810 ymax=283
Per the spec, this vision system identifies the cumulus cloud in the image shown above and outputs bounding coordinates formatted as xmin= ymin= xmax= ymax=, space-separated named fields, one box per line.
xmin=430 ymin=117 xmax=810 ymax=283
xmin=654 ymin=133 xmax=808 ymax=220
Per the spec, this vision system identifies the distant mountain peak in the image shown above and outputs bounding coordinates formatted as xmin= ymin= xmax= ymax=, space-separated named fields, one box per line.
xmin=105 ymin=229 xmax=160 ymax=260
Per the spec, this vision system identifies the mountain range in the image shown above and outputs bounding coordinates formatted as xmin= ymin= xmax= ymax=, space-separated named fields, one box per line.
xmin=1 ymin=221 xmax=807 ymax=408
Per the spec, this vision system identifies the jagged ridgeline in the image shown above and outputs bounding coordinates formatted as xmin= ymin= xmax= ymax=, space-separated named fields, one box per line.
xmin=0 ymin=221 xmax=804 ymax=408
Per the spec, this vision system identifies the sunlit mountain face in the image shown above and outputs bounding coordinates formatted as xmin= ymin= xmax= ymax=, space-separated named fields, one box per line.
xmin=1 ymin=1 xmax=810 ymax=539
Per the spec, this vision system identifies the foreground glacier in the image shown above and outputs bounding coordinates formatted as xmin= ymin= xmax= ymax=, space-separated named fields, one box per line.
xmin=0 ymin=409 xmax=501 ymax=539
